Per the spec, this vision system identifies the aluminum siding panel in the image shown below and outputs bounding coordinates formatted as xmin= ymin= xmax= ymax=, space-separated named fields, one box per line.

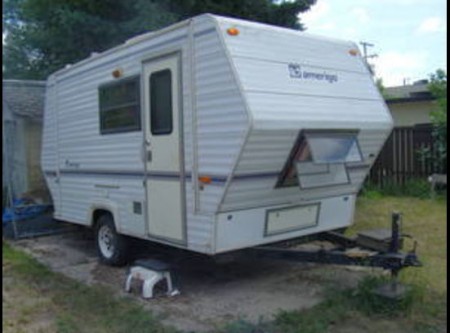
xmin=192 ymin=17 xmax=249 ymax=216
xmin=42 ymin=15 xmax=248 ymax=254
xmin=216 ymin=17 xmax=393 ymax=212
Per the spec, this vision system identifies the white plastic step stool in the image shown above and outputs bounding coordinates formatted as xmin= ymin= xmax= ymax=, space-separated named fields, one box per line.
xmin=124 ymin=259 xmax=180 ymax=298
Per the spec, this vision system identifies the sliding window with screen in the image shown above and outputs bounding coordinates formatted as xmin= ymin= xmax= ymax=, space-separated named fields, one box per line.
xmin=98 ymin=76 xmax=141 ymax=134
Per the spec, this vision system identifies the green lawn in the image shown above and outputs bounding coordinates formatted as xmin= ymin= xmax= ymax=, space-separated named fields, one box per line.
xmin=347 ymin=196 xmax=446 ymax=332
xmin=352 ymin=196 xmax=447 ymax=293
xmin=2 ymin=196 xmax=447 ymax=333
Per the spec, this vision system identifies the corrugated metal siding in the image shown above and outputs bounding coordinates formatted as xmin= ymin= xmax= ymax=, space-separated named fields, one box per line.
xmin=55 ymin=68 xmax=143 ymax=171
xmin=235 ymin=129 xmax=297 ymax=173
xmin=193 ymin=18 xmax=249 ymax=214
xmin=42 ymin=15 xmax=248 ymax=254
xmin=233 ymin=57 xmax=379 ymax=100
xmin=53 ymin=26 xmax=189 ymax=239
xmin=182 ymin=15 xmax=249 ymax=250
xmin=185 ymin=180 xmax=216 ymax=253
xmin=59 ymin=174 xmax=146 ymax=235
xmin=221 ymin=127 xmax=390 ymax=211
xmin=217 ymin=17 xmax=368 ymax=74
xmin=244 ymin=93 xmax=392 ymax=129
xmin=216 ymin=16 xmax=393 ymax=212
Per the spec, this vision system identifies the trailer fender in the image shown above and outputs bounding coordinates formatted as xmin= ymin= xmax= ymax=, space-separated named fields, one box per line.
xmin=88 ymin=200 xmax=122 ymax=233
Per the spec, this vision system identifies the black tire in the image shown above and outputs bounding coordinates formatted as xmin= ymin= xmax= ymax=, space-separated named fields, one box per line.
xmin=95 ymin=214 xmax=129 ymax=266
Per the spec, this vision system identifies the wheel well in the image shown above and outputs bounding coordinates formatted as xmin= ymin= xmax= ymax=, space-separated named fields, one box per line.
xmin=92 ymin=209 xmax=113 ymax=228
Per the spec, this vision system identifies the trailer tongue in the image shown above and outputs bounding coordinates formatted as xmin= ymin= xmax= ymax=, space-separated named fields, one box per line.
xmin=245 ymin=212 xmax=421 ymax=299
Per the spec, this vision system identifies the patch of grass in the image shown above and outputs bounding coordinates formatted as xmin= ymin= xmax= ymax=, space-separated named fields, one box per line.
xmin=3 ymin=241 xmax=52 ymax=280
xmin=221 ymin=277 xmax=423 ymax=333
xmin=274 ymin=276 xmax=423 ymax=333
xmin=221 ymin=276 xmax=432 ymax=333
xmin=351 ymin=196 xmax=446 ymax=331
xmin=221 ymin=319 xmax=276 ymax=333
xmin=346 ymin=276 xmax=422 ymax=317
xmin=55 ymin=314 xmax=80 ymax=333
xmin=2 ymin=241 xmax=178 ymax=333
xmin=360 ymin=179 xmax=446 ymax=200
xmin=352 ymin=196 xmax=447 ymax=292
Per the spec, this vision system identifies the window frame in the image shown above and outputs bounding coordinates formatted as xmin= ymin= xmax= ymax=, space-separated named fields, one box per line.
xmin=304 ymin=132 xmax=363 ymax=164
xmin=275 ymin=129 xmax=362 ymax=188
xmin=98 ymin=75 xmax=141 ymax=135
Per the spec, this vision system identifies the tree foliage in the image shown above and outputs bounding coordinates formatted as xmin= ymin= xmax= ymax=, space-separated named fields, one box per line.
xmin=428 ymin=69 xmax=447 ymax=173
xmin=3 ymin=0 xmax=316 ymax=79
xmin=428 ymin=69 xmax=447 ymax=125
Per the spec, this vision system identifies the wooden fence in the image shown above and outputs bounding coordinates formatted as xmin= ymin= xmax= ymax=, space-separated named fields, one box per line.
xmin=368 ymin=124 xmax=443 ymax=187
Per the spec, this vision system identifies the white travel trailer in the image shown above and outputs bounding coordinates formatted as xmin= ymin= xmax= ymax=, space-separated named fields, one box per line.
xmin=42 ymin=14 xmax=393 ymax=265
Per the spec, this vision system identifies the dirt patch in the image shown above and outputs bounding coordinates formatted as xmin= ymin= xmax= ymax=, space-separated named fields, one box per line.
xmin=13 ymin=230 xmax=372 ymax=332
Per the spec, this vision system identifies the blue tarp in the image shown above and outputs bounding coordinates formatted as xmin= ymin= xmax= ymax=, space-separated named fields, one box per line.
xmin=2 ymin=198 xmax=51 ymax=224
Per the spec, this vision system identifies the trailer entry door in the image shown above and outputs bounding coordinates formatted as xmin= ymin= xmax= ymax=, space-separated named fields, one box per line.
xmin=142 ymin=53 xmax=185 ymax=244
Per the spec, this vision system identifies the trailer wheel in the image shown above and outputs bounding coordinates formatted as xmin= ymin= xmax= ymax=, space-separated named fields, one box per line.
xmin=95 ymin=214 xmax=128 ymax=266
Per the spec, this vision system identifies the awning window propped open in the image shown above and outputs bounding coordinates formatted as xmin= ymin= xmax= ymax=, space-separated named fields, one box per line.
xmin=276 ymin=131 xmax=363 ymax=189
xmin=305 ymin=133 xmax=362 ymax=164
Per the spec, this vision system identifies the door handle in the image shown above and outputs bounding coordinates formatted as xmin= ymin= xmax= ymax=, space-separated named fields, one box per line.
xmin=141 ymin=140 xmax=152 ymax=162
xmin=140 ymin=142 xmax=145 ymax=162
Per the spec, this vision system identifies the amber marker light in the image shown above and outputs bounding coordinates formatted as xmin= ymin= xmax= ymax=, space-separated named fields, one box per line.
xmin=199 ymin=176 xmax=212 ymax=184
xmin=227 ymin=27 xmax=239 ymax=36
xmin=349 ymin=49 xmax=359 ymax=56
xmin=112 ymin=68 xmax=123 ymax=78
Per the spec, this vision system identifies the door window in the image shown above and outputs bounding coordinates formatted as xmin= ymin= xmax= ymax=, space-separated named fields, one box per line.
xmin=150 ymin=69 xmax=173 ymax=135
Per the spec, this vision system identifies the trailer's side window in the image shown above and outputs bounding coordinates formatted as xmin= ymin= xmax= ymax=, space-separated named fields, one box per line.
xmin=98 ymin=76 xmax=141 ymax=134
xmin=150 ymin=69 xmax=172 ymax=135
xmin=276 ymin=131 xmax=362 ymax=188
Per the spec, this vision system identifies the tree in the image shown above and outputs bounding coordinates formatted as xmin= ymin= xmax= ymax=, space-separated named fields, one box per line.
xmin=428 ymin=69 xmax=447 ymax=125
xmin=428 ymin=69 xmax=447 ymax=173
xmin=3 ymin=0 xmax=316 ymax=79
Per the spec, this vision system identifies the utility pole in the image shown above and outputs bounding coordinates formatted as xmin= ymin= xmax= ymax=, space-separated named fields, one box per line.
xmin=360 ymin=41 xmax=378 ymax=75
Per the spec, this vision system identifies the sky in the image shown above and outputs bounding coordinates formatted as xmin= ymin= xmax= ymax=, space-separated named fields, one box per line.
xmin=298 ymin=0 xmax=447 ymax=87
